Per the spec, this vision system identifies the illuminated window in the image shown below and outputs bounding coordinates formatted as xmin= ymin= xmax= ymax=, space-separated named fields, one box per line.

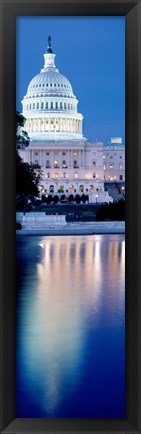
xmin=74 ymin=173 xmax=78 ymax=178
xmin=54 ymin=159 xmax=59 ymax=168
xmin=79 ymin=185 xmax=84 ymax=193
xmin=89 ymin=185 xmax=94 ymax=191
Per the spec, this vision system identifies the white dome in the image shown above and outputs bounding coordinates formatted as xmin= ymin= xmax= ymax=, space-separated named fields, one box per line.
xmin=22 ymin=37 xmax=86 ymax=142
xmin=26 ymin=69 xmax=74 ymax=98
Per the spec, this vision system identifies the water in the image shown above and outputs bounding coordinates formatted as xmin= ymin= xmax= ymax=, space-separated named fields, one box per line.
xmin=16 ymin=234 xmax=125 ymax=418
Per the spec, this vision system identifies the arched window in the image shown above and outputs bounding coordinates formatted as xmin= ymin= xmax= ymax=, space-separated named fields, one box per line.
xmin=54 ymin=160 xmax=59 ymax=168
xmin=89 ymin=185 xmax=94 ymax=192
xmin=49 ymin=185 xmax=54 ymax=193
xmin=46 ymin=160 xmax=50 ymax=168
xmin=69 ymin=185 xmax=74 ymax=193
xmin=79 ymin=185 xmax=84 ymax=193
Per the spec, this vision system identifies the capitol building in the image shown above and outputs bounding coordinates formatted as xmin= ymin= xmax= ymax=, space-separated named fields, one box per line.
xmin=20 ymin=37 xmax=125 ymax=203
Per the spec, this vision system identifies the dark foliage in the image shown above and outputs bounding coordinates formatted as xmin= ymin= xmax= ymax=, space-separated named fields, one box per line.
xmin=75 ymin=194 xmax=81 ymax=204
xmin=68 ymin=194 xmax=74 ymax=203
xmin=16 ymin=111 xmax=30 ymax=150
xmin=16 ymin=152 xmax=41 ymax=198
xmin=53 ymin=195 xmax=59 ymax=204
xmin=96 ymin=199 xmax=125 ymax=221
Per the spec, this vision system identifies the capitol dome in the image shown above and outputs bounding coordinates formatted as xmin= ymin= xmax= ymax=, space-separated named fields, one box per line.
xmin=22 ymin=36 xmax=85 ymax=142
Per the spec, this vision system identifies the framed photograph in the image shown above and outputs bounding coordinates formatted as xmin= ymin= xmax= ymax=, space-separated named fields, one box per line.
xmin=0 ymin=0 xmax=141 ymax=433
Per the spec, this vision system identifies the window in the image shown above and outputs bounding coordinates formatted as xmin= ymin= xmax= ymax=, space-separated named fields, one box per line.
xmin=93 ymin=173 xmax=96 ymax=179
xmin=54 ymin=159 xmax=59 ymax=168
xmin=68 ymin=103 xmax=70 ymax=110
xmin=50 ymin=83 xmax=52 ymax=87
xmin=60 ymin=185 xmax=64 ymax=192
xmin=46 ymin=160 xmax=50 ymax=168
xmin=51 ymin=102 xmax=53 ymax=109
xmin=33 ymin=103 xmax=35 ymax=109
xmin=46 ymin=102 xmax=48 ymax=109
xmin=63 ymin=173 xmax=67 ymax=178
xmin=64 ymin=103 xmax=66 ymax=109
xmin=74 ymin=160 xmax=78 ymax=168
xmin=74 ymin=173 xmax=78 ymax=178
xmin=62 ymin=160 xmax=66 ymax=167
xmin=54 ymin=83 xmax=56 ymax=87
xmin=60 ymin=102 xmax=62 ymax=109
xmin=119 ymin=156 xmax=122 ymax=159
xmin=39 ymin=84 xmax=41 ymax=87
xmin=110 ymin=156 xmax=113 ymax=159
xmin=56 ymin=102 xmax=58 ymax=109
xmin=119 ymin=164 xmax=123 ymax=170
xmin=62 ymin=152 xmax=66 ymax=155
xmin=93 ymin=161 xmax=96 ymax=166
xmin=47 ymin=172 xmax=50 ymax=178
xmin=46 ymin=152 xmax=50 ymax=155
xmin=41 ymin=102 xmax=44 ymax=109
xmin=35 ymin=152 xmax=38 ymax=156
xmin=79 ymin=185 xmax=84 ymax=193
xmin=37 ymin=103 xmax=39 ymax=109
xmin=89 ymin=185 xmax=94 ymax=192
xmin=49 ymin=185 xmax=54 ymax=193
xmin=110 ymin=164 xmax=113 ymax=168
xmin=35 ymin=159 xmax=39 ymax=166
xmin=119 ymin=175 xmax=123 ymax=181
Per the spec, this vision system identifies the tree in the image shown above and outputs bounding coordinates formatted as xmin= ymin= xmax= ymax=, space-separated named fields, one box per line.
xmin=16 ymin=111 xmax=41 ymax=203
xmin=96 ymin=199 xmax=125 ymax=221
xmin=16 ymin=111 xmax=30 ymax=150
xmin=68 ymin=194 xmax=74 ymax=203
xmin=53 ymin=195 xmax=59 ymax=204
xmin=60 ymin=194 xmax=66 ymax=202
xmin=16 ymin=152 xmax=41 ymax=197
xmin=75 ymin=194 xmax=81 ymax=204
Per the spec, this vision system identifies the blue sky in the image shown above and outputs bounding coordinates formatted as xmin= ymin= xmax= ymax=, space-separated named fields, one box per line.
xmin=16 ymin=16 xmax=125 ymax=144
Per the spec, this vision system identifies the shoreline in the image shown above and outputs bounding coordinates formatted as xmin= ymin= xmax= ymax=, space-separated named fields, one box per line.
xmin=16 ymin=221 xmax=125 ymax=236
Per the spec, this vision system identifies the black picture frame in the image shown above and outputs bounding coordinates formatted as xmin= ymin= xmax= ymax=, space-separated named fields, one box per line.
xmin=0 ymin=0 xmax=141 ymax=433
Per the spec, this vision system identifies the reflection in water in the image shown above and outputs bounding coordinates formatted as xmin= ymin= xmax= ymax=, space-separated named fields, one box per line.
xmin=16 ymin=235 xmax=125 ymax=418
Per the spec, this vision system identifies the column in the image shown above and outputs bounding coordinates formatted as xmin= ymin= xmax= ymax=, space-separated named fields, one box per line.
xmin=79 ymin=151 xmax=81 ymax=167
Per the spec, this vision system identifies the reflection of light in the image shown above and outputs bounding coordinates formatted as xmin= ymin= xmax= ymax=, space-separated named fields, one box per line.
xmin=18 ymin=235 xmax=125 ymax=416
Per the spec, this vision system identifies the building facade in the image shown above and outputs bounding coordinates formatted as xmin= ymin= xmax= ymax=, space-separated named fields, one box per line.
xmin=20 ymin=37 xmax=125 ymax=203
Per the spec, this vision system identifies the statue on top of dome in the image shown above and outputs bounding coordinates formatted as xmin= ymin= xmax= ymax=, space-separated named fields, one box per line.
xmin=47 ymin=35 xmax=53 ymax=53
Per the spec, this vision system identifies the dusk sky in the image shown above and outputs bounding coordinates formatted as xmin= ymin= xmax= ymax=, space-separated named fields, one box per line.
xmin=16 ymin=16 xmax=125 ymax=144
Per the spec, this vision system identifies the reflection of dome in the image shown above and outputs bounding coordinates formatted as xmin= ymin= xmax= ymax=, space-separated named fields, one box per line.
xmin=22 ymin=36 xmax=86 ymax=142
